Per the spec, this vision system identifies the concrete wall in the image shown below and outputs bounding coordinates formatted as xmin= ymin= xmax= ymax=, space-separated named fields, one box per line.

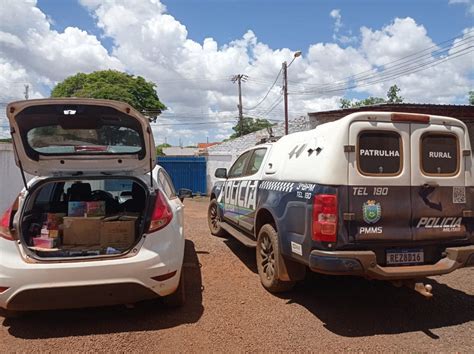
xmin=206 ymin=154 xmax=233 ymax=195
xmin=0 ymin=144 xmax=33 ymax=213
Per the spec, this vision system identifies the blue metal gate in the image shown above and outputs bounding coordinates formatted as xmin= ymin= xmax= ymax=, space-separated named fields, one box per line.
xmin=157 ymin=156 xmax=207 ymax=195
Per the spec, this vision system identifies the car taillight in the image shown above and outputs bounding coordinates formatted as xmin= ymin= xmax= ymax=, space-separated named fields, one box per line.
xmin=0 ymin=206 xmax=14 ymax=241
xmin=312 ymin=194 xmax=338 ymax=242
xmin=148 ymin=190 xmax=173 ymax=233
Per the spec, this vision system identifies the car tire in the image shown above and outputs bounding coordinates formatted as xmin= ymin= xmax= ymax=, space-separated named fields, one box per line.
xmin=162 ymin=269 xmax=186 ymax=308
xmin=256 ymin=224 xmax=295 ymax=293
xmin=207 ymin=199 xmax=227 ymax=237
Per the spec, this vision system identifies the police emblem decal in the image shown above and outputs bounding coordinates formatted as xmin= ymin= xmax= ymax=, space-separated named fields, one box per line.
xmin=362 ymin=200 xmax=381 ymax=224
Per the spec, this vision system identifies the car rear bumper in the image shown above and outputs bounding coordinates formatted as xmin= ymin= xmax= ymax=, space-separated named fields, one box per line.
xmin=309 ymin=245 xmax=474 ymax=280
xmin=0 ymin=238 xmax=184 ymax=312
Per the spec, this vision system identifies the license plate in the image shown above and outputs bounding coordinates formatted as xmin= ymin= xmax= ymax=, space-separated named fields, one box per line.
xmin=386 ymin=249 xmax=424 ymax=265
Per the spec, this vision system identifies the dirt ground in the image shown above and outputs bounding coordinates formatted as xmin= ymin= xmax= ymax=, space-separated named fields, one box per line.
xmin=1 ymin=198 xmax=473 ymax=352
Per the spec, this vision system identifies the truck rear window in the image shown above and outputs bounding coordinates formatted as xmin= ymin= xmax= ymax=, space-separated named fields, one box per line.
xmin=421 ymin=133 xmax=459 ymax=175
xmin=358 ymin=131 xmax=402 ymax=175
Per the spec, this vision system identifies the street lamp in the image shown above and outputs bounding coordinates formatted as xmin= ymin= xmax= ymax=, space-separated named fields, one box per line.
xmin=283 ymin=50 xmax=302 ymax=135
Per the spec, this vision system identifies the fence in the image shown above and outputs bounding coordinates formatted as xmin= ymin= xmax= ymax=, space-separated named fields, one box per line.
xmin=157 ymin=156 xmax=207 ymax=195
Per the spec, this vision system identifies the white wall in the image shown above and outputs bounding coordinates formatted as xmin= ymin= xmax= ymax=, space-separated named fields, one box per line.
xmin=206 ymin=154 xmax=233 ymax=195
xmin=0 ymin=144 xmax=32 ymax=213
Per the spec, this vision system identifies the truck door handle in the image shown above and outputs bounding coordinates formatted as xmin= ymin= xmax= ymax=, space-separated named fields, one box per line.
xmin=343 ymin=213 xmax=355 ymax=221
xmin=463 ymin=210 xmax=474 ymax=217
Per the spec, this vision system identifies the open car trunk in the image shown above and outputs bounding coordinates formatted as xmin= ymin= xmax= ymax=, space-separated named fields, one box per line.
xmin=19 ymin=177 xmax=151 ymax=260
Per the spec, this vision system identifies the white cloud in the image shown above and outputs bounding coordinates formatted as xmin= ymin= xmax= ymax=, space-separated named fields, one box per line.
xmin=0 ymin=0 xmax=472 ymax=144
xmin=329 ymin=9 xmax=356 ymax=44
xmin=449 ymin=0 xmax=474 ymax=15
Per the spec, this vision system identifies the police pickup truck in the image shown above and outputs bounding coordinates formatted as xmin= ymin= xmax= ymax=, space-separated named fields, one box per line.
xmin=208 ymin=111 xmax=474 ymax=296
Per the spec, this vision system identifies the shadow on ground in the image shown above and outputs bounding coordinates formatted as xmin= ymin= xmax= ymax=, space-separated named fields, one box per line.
xmin=224 ymin=237 xmax=474 ymax=338
xmin=3 ymin=240 xmax=204 ymax=339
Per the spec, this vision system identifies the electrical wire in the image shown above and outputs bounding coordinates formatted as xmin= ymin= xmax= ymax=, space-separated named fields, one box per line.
xmin=291 ymin=44 xmax=473 ymax=96
xmin=289 ymin=33 xmax=473 ymax=95
xmin=244 ymin=68 xmax=283 ymax=111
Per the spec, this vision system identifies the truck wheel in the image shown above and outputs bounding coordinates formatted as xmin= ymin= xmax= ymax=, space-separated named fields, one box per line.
xmin=162 ymin=269 xmax=186 ymax=308
xmin=208 ymin=199 xmax=226 ymax=237
xmin=256 ymin=224 xmax=295 ymax=293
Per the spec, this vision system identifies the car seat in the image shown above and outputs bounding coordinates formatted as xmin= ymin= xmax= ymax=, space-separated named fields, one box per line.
xmin=121 ymin=183 xmax=146 ymax=213
xmin=67 ymin=182 xmax=92 ymax=202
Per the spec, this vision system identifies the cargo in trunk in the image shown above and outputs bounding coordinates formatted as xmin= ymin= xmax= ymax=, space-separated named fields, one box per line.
xmin=19 ymin=178 xmax=148 ymax=259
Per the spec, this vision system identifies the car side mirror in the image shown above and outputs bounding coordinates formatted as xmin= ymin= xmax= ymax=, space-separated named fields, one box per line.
xmin=178 ymin=188 xmax=193 ymax=202
xmin=215 ymin=168 xmax=227 ymax=179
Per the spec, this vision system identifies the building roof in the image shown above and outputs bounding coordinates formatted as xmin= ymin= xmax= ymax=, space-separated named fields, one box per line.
xmin=207 ymin=116 xmax=309 ymax=156
xmin=308 ymin=103 xmax=474 ymax=126
xmin=162 ymin=147 xmax=198 ymax=156
xmin=197 ymin=142 xmax=219 ymax=149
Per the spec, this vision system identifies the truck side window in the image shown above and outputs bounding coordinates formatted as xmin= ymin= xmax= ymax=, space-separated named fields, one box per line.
xmin=247 ymin=148 xmax=267 ymax=175
xmin=228 ymin=151 xmax=252 ymax=178
xmin=357 ymin=131 xmax=402 ymax=176
xmin=421 ymin=133 xmax=459 ymax=176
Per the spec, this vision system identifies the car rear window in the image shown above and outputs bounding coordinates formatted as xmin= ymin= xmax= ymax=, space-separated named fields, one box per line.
xmin=15 ymin=104 xmax=146 ymax=160
xmin=421 ymin=133 xmax=459 ymax=175
xmin=358 ymin=131 xmax=402 ymax=175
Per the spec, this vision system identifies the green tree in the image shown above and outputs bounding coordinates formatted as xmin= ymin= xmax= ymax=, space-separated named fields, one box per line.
xmin=387 ymin=84 xmax=403 ymax=103
xmin=51 ymin=70 xmax=166 ymax=121
xmin=469 ymin=90 xmax=474 ymax=105
xmin=156 ymin=143 xmax=171 ymax=156
xmin=339 ymin=85 xmax=403 ymax=108
xmin=229 ymin=117 xmax=273 ymax=139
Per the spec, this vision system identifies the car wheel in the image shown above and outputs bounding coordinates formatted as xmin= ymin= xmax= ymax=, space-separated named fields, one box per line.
xmin=207 ymin=199 xmax=227 ymax=237
xmin=256 ymin=224 xmax=295 ymax=293
xmin=162 ymin=269 xmax=186 ymax=308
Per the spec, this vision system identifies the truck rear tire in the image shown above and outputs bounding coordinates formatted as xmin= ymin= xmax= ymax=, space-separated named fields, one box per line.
xmin=256 ymin=224 xmax=295 ymax=293
xmin=208 ymin=199 xmax=227 ymax=237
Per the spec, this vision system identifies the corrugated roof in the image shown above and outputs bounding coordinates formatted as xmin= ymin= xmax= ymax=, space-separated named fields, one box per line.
xmin=308 ymin=103 xmax=474 ymax=121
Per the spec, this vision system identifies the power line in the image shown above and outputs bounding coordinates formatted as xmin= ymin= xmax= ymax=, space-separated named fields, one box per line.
xmin=291 ymin=44 xmax=473 ymax=96
xmin=244 ymin=68 xmax=283 ymax=111
xmin=289 ymin=32 xmax=473 ymax=95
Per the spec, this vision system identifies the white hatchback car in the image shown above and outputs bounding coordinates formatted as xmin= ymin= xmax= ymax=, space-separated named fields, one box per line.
xmin=0 ymin=98 xmax=188 ymax=317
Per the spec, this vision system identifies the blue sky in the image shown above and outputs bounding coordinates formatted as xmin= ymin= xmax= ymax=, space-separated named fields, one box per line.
xmin=38 ymin=0 xmax=471 ymax=53
xmin=0 ymin=0 xmax=473 ymax=144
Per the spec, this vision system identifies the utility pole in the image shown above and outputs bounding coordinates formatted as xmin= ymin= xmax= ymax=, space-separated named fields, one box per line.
xmin=231 ymin=74 xmax=248 ymax=136
xmin=282 ymin=51 xmax=302 ymax=135
xmin=282 ymin=62 xmax=288 ymax=135
xmin=24 ymin=84 xmax=29 ymax=100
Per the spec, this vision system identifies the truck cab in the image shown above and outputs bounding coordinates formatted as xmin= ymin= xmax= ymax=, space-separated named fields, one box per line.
xmin=208 ymin=111 xmax=474 ymax=294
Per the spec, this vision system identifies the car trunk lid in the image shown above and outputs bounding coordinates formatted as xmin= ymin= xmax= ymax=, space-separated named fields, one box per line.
xmin=6 ymin=99 xmax=156 ymax=177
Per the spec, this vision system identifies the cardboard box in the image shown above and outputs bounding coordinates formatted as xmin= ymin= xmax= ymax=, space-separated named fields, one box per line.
xmin=100 ymin=217 xmax=137 ymax=249
xmin=63 ymin=217 xmax=102 ymax=245
xmin=86 ymin=201 xmax=106 ymax=217
xmin=33 ymin=237 xmax=57 ymax=249
xmin=68 ymin=202 xmax=86 ymax=217
xmin=46 ymin=213 xmax=65 ymax=229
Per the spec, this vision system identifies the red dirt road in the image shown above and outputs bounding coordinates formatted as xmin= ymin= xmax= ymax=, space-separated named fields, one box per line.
xmin=1 ymin=199 xmax=473 ymax=352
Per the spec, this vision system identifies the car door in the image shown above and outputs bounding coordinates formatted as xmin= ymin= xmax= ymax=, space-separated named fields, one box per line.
xmin=222 ymin=150 xmax=253 ymax=225
xmin=221 ymin=148 xmax=268 ymax=230
xmin=347 ymin=121 xmax=412 ymax=242
xmin=411 ymin=123 xmax=470 ymax=240
xmin=234 ymin=147 xmax=268 ymax=231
